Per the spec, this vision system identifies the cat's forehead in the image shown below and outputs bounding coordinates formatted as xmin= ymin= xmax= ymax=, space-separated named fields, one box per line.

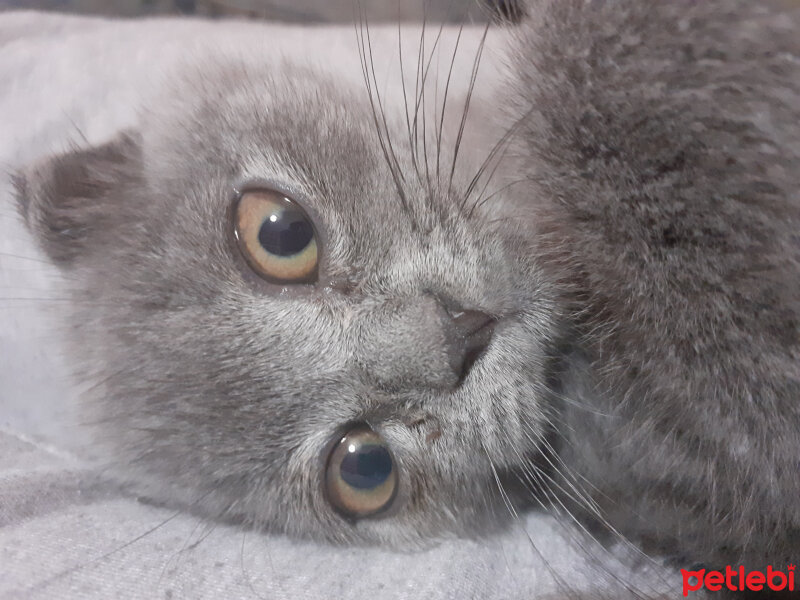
xmin=143 ymin=61 xmax=428 ymax=223
xmin=126 ymin=47 xmax=521 ymax=303
xmin=136 ymin=59 xmax=496 ymax=273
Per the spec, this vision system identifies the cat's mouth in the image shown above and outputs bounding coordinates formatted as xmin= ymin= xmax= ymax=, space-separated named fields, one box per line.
xmin=456 ymin=317 xmax=497 ymax=384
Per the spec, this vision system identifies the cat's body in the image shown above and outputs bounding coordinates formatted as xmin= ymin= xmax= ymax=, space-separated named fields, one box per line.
xmin=4 ymin=1 xmax=800 ymax=598
xmin=504 ymin=0 xmax=800 ymax=575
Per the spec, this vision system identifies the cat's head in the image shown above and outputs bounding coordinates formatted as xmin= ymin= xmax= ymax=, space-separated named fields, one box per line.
xmin=15 ymin=57 xmax=558 ymax=546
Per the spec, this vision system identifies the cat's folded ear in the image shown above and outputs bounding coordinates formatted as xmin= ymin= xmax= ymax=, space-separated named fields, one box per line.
xmin=14 ymin=131 xmax=142 ymax=268
xmin=484 ymin=0 xmax=528 ymax=24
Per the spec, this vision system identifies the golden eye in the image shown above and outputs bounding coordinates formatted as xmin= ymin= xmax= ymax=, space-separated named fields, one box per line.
xmin=234 ymin=190 xmax=318 ymax=283
xmin=325 ymin=425 xmax=398 ymax=518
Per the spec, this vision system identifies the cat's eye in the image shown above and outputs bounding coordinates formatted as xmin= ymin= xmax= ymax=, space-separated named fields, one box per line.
xmin=234 ymin=190 xmax=319 ymax=283
xmin=325 ymin=425 xmax=397 ymax=518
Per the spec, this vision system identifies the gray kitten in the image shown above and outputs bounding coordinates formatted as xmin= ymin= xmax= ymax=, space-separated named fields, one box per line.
xmin=13 ymin=0 xmax=800 ymax=597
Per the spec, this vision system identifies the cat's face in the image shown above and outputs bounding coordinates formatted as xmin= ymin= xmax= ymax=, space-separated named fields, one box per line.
xmin=17 ymin=58 xmax=557 ymax=546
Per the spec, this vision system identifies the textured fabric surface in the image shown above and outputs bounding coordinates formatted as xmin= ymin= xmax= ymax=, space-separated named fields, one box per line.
xmin=0 ymin=12 xmax=678 ymax=599
xmin=0 ymin=429 xmax=676 ymax=600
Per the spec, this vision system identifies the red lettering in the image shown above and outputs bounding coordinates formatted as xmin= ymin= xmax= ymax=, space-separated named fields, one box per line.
xmin=681 ymin=564 xmax=797 ymax=595
xmin=681 ymin=569 xmax=706 ymax=597
xmin=767 ymin=566 xmax=787 ymax=591
xmin=746 ymin=571 xmax=766 ymax=591
xmin=705 ymin=571 xmax=724 ymax=591
xmin=725 ymin=565 xmax=738 ymax=591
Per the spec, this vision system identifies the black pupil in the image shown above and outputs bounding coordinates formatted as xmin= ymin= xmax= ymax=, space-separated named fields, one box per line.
xmin=340 ymin=444 xmax=392 ymax=490
xmin=258 ymin=206 xmax=313 ymax=257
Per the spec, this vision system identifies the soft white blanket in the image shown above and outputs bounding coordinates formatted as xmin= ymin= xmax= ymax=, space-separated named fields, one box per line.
xmin=0 ymin=11 xmax=677 ymax=599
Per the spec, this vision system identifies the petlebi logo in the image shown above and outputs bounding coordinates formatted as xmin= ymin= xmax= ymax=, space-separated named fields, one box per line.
xmin=681 ymin=565 xmax=795 ymax=596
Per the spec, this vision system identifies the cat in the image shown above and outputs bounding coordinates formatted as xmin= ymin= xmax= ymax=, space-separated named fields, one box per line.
xmin=9 ymin=0 xmax=800 ymax=598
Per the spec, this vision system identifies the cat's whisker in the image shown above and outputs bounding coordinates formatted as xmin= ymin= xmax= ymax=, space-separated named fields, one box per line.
xmin=0 ymin=296 xmax=101 ymax=302
xmin=467 ymin=143 xmax=515 ymax=219
xmin=431 ymin=17 xmax=441 ymax=187
xmin=17 ymin=487 xmax=217 ymax=595
xmin=435 ymin=22 xmax=461 ymax=183
xmin=465 ymin=105 xmax=539 ymax=217
xmin=475 ymin=178 xmax=531 ymax=216
xmin=528 ymin=455 xmax=610 ymax=541
xmin=519 ymin=418 xmax=672 ymax=592
xmin=147 ymin=494 xmax=245 ymax=595
xmin=354 ymin=2 xmax=410 ymax=217
xmin=64 ymin=111 xmax=90 ymax=146
xmin=415 ymin=0 xmax=458 ymax=193
xmin=515 ymin=418 xmax=600 ymax=513
xmin=515 ymin=446 xmax=658 ymax=600
xmin=450 ymin=18 xmax=490 ymax=200
xmin=239 ymin=529 xmax=269 ymax=600
xmin=518 ymin=412 xmax=616 ymax=524
xmin=419 ymin=1 xmax=431 ymax=188
xmin=0 ymin=251 xmax=58 ymax=265
xmin=396 ymin=2 xmax=415 ymax=176
xmin=481 ymin=440 xmax=582 ymax=600
xmin=69 ymin=365 xmax=167 ymax=415
xmin=547 ymin=385 xmax=617 ymax=419
xmin=156 ymin=512 xmax=219 ymax=588
xmin=432 ymin=0 xmax=471 ymax=185
xmin=411 ymin=7 xmax=426 ymax=171
xmin=509 ymin=455 xmax=604 ymax=600
xmin=465 ymin=122 xmax=523 ymax=207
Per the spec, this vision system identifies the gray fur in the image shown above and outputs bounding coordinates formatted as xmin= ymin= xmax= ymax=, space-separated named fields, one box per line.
xmin=505 ymin=0 xmax=800 ymax=575
xmin=15 ymin=57 xmax=557 ymax=547
xmin=13 ymin=0 xmax=800 ymax=593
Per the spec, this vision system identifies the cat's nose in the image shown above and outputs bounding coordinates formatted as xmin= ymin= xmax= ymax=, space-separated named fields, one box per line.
xmin=355 ymin=296 xmax=496 ymax=391
xmin=441 ymin=305 xmax=497 ymax=383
